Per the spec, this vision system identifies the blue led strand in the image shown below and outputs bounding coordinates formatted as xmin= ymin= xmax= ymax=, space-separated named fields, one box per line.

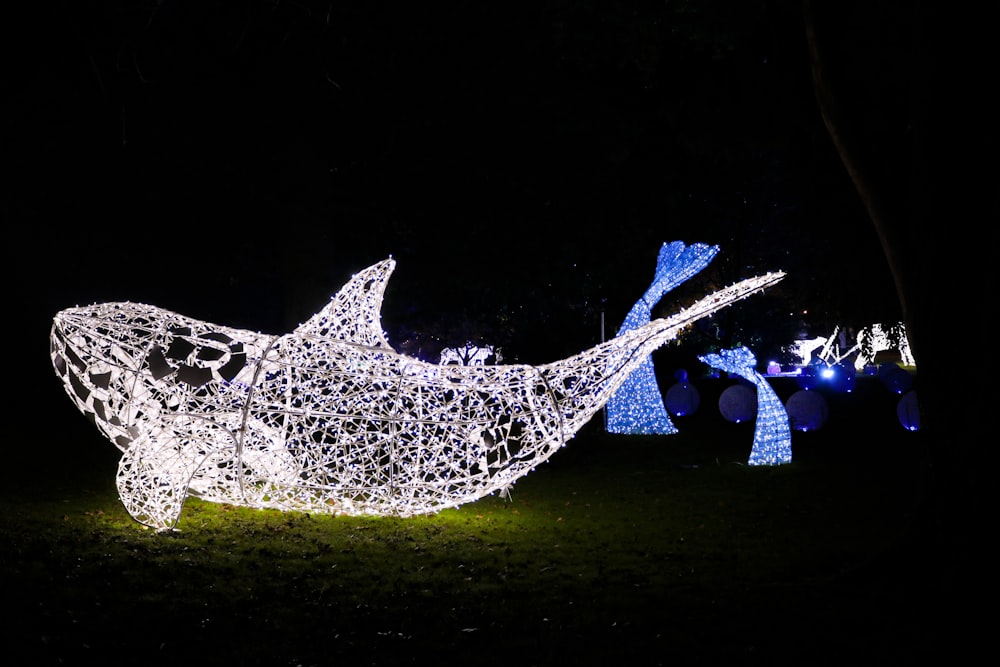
xmin=699 ymin=346 xmax=792 ymax=465
xmin=606 ymin=241 xmax=719 ymax=435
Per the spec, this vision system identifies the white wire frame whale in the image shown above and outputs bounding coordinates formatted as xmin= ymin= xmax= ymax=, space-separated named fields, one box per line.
xmin=50 ymin=255 xmax=785 ymax=530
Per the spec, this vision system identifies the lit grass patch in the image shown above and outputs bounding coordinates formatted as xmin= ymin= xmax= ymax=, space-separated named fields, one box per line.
xmin=2 ymin=379 xmax=931 ymax=665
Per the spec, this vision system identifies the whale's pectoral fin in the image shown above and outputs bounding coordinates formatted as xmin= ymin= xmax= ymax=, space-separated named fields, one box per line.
xmin=116 ymin=437 xmax=205 ymax=531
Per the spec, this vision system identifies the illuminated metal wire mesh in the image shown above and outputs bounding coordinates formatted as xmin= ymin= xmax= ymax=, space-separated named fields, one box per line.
xmin=605 ymin=241 xmax=719 ymax=434
xmin=699 ymin=346 xmax=793 ymax=466
xmin=51 ymin=256 xmax=784 ymax=530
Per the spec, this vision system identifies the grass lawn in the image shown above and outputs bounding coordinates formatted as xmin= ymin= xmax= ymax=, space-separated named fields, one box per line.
xmin=1 ymin=376 xmax=972 ymax=665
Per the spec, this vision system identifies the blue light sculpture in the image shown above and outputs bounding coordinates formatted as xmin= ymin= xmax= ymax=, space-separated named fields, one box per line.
xmin=699 ymin=347 xmax=792 ymax=465
xmin=606 ymin=241 xmax=719 ymax=434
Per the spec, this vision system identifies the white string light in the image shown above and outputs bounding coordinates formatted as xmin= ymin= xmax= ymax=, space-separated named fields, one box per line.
xmin=51 ymin=255 xmax=784 ymax=530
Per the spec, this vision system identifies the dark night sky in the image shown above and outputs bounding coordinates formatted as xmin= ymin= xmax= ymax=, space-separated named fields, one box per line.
xmin=6 ymin=2 xmax=900 ymax=386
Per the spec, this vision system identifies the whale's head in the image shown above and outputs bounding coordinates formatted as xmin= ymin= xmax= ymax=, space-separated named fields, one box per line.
xmin=50 ymin=301 xmax=273 ymax=452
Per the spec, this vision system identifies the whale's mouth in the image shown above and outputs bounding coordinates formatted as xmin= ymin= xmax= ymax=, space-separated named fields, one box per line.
xmin=50 ymin=314 xmax=97 ymax=413
xmin=51 ymin=312 xmax=139 ymax=451
xmin=49 ymin=302 xmax=272 ymax=458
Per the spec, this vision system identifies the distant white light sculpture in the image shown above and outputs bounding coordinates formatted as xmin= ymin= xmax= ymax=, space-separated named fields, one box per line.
xmin=51 ymin=255 xmax=784 ymax=530
xmin=786 ymin=336 xmax=830 ymax=366
xmin=605 ymin=241 xmax=719 ymax=434
xmin=785 ymin=323 xmax=915 ymax=370
xmin=699 ymin=347 xmax=792 ymax=466
xmin=854 ymin=323 xmax=915 ymax=369
xmin=439 ymin=343 xmax=501 ymax=366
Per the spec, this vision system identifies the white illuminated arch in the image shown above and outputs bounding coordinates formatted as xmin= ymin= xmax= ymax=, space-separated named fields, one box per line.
xmin=51 ymin=256 xmax=784 ymax=530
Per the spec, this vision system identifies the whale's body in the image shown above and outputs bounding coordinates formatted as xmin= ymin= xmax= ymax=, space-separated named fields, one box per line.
xmin=51 ymin=257 xmax=784 ymax=530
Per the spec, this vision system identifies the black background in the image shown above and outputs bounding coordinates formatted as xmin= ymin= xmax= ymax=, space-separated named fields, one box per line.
xmin=6 ymin=1 xmax=900 ymax=398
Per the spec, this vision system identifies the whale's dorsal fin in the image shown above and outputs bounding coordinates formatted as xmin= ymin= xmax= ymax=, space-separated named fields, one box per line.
xmin=294 ymin=258 xmax=396 ymax=349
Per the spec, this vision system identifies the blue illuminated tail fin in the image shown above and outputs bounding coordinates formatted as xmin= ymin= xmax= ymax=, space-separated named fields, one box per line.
xmin=605 ymin=241 xmax=719 ymax=435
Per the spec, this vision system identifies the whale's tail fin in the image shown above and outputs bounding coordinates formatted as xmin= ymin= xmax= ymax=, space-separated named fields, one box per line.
xmin=542 ymin=270 xmax=786 ymax=439
xmin=614 ymin=242 xmax=720 ymax=336
xmin=606 ymin=241 xmax=719 ymax=434
xmin=641 ymin=241 xmax=720 ymax=313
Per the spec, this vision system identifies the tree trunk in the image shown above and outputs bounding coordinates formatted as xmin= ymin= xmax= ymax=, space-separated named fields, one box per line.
xmin=802 ymin=0 xmax=992 ymax=643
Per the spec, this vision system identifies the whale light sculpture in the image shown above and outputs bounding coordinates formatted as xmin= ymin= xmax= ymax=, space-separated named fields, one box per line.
xmin=699 ymin=346 xmax=792 ymax=466
xmin=605 ymin=241 xmax=719 ymax=434
xmin=51 ymin=255 xmax=785 ymax=530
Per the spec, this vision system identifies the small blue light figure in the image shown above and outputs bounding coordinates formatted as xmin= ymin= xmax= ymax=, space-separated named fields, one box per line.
xmin=699 ymin=346 xmax=793 ymax=465
xmin=606 ymin=241 xmax=719 ymax=434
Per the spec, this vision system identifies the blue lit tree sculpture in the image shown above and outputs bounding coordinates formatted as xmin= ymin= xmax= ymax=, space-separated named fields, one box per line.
xmin=606 ymin=241 xmax=720 ymax=434
xmin=699 ymin=346 xmax=792 ymax=465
